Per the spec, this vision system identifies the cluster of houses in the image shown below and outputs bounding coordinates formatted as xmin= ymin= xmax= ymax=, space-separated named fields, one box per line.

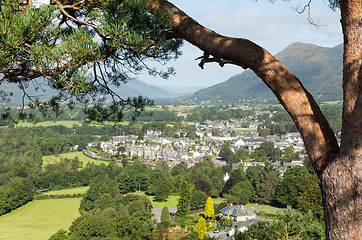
xmin=207 ymin=204 xmax=266 ymax=240
xmin=201 ymin=119 xmax=305 ymax=152
xmin=86 ymin=117 xmax=306 ymax=174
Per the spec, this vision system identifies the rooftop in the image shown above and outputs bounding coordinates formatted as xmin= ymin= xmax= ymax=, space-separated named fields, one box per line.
xmin=219 ymin=205 xmax=255 ymax=217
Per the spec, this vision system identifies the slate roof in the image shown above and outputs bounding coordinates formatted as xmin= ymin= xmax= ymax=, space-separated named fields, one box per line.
xmin=219 ymin=205 xmax=255 ymax=217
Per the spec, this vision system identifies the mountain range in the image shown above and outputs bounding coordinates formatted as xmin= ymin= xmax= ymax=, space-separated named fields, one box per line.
xmin=188 ymin=42 xmax=343 ymax=102
xmin=0 ymin=42 xmax=343 ymax=104
xmin=0 ymin=78 xmax=175 ymax=104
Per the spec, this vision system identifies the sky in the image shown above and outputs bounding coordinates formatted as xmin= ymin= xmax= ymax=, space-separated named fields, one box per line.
xmin=139 ymin=0 xmax=343 ymax=90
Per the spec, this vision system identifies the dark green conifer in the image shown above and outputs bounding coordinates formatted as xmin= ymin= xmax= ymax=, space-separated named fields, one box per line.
xmin=176 ymin=180 xmax=190 ymax=217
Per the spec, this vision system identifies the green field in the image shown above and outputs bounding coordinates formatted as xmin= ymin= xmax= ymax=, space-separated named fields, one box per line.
xmin=321 ymin=100 xmax=343 ymax=105
xmin=16 ymin=120 xmax=129 ymax=128
xmin=0 ymin=198 xmax=81 ymax=240
xmin=42 ymin=151 xmax=121 ymax=167
xmin=45 ymin=186 xmax=90 ymax=196
xmin=147 ymin=195 xmax=180 ymax=208
xmin=146 ymin=195 xmax=224 ymax=208
xmin=245 ymin=203 xmax=285 ymax=215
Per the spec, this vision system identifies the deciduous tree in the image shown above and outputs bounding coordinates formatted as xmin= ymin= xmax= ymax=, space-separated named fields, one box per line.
xmin=190 ymin=190 xmax=207 ymax=210
xmin=256 ymin=171 xmax=279 ymax=204
xmin=229 ymin=179 xmax=257 ymax=204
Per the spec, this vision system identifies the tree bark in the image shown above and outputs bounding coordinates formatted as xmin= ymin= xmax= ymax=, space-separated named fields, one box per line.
xmin=147 ymin=0 xmax=361 ymax=239
xmin=321 ymin=1 xmax=362 ymax=239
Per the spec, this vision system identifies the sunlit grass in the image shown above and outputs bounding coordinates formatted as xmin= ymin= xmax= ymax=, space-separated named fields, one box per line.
xmin=44 ymin=186 xmax=90 ymax=196
xmin=321 ymin=100 xmax=342 ymax=105
xmin=0 ymin=198 xmax=81 ymax=240
xmin=16 ymin=120 xmax=129 ymax=128
xmin=146 ymin=195 xmax=180 ymax=208
xmin=145 ymin=195 xmax=224 ymax=208
xmin=42 ymin=151 xmax=122 ymax=167
xmin=245 ymin=203 xmax=285 ymax=215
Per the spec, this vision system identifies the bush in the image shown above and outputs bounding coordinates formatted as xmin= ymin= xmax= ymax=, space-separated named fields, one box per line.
xmin=180 ymin=232 xmax=199 ymax=240
xmin=190 ymin=190 xmax=208 ymax=209
xmin=192 ymin=215 xmax=201 ymax=223
xmin=215 ymin=201 xmax=229 ymax=213
xmin=227 ymin=195 xmax=240 ymax=205
xmin=49 ymin=229 xmax=68 ymax=240
xmin=210 ymin=189 xmax=219 ymax=198
xmin=179 ymin=217 xmax=186 ymax=228
xmin=222 ymin=194 xmax=230 ymax=199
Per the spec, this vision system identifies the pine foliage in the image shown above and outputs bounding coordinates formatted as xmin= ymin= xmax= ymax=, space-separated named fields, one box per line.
xmin=160 ymin=206 xmax=170 ymax=228
xmin=0 ymin=0 xmax=182 ymax=122
xmin=176 ymin=180 xmax=190 ymax=217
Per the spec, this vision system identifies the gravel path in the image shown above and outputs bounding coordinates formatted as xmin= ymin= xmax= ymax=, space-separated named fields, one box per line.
xmin=152 ymin=207 xmax=177 ymax=222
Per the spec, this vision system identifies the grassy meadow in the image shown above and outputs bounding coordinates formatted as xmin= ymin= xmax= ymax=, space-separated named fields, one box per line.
xmin=321 ymin=100 xmax=343 ymax=105
xmin=44 ymin=186 xmax=90 ymax=196
xmin=146 ymin=195 xmax=224 ymax=208
xmin=42 ymin=151 xmax=122 ymax=167
xmin=245 ymin=203 xmax=285 ymax=219
xmin=147 ymin=195 xmax=180 ymax=208
xmin=16 ymin=120 xmax=129 ymax=128
xmin=0 ymin=198 xmax=81 ymax=240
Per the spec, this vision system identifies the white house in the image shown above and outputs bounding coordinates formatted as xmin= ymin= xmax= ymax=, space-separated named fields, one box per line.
xmin=234 ymin=139 xmax=246 ymax=148
xmin=219 ymin=205 xmax=257 ymax=222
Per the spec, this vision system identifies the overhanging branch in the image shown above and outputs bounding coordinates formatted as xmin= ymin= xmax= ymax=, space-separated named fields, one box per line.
xmin=195 ymin=52 xmax=248 ymax=69
xmin=147 ymin=0 xmax=339 ymax=175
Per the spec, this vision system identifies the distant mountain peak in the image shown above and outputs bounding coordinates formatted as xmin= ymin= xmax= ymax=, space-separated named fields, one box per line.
xmin=276 ymin=42 xmax=320 ymax=59
xmin=188 ymin=42 xmax=343 ymax=103
xmin=333 ymin=43 xmax=343 ymax=49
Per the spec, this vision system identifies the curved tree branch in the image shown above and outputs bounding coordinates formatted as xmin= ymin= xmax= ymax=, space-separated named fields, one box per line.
xmin=147 ymin=0 xmax=339 ymax=175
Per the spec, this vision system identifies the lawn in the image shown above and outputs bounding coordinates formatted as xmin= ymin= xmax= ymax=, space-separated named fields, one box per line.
xmin=321 ymin=100 xmax=343 ymax=105
xmin=245 ymin=203 xmax=285 ymax=215
xmin=147 ymin=195 xmax=180 ymax=208
xmin=45 ymin=186 xmax=90 ymax=196
xmin=17 ymin=120 xmax=85 ymax=128
xmin=0 ymin=198 xmax=81 ymax=240
xmin=16 ymin=120 xmax=129 ymax=128
xmin=146 ymin=195 xmax=224 ymax=208
xmin=42 ymin=151 xmax=121 ymax=167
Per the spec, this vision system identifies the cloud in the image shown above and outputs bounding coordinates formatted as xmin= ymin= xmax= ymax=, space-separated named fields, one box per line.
xmin=183 ymin=0 xmax=342 ymax=53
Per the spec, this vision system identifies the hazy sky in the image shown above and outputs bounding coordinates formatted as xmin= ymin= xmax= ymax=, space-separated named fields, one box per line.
xmin=140 ymin=0 xmax=343 ymax=89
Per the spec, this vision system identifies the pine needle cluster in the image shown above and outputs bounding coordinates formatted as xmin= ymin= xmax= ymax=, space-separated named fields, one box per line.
xmin=0 ymin=0 xmax=182 ymax=122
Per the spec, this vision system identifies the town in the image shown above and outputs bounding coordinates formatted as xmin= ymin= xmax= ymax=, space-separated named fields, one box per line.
xmin=88 ymin=110 xmax=306 ymax=174
xmin=0 ymin=103 xmax=337 ymax=239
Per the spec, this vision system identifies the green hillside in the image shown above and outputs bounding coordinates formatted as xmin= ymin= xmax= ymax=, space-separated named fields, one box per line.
xmin=191 ymin=42 xmax=343 ymax=102
xmin=115 ymin=79 xmax=174 ymax=98
xmin=0 ymin=79 xmax=174 ymax=105
xmin=42 ymin=151 xmax=122 ymax=167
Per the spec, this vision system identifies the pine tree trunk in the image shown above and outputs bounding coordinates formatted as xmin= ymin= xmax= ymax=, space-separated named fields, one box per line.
xmin=320 ymin=153 xmax=361 ymax=239
xmin=327 ymin=1 xmax=362 ymax=238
